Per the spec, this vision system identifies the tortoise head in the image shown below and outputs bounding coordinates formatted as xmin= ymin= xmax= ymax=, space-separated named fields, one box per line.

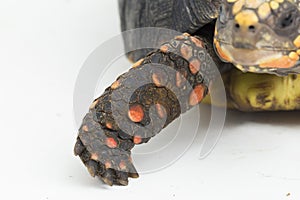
xmin=214 ymin=0 xmax=300 ymax=75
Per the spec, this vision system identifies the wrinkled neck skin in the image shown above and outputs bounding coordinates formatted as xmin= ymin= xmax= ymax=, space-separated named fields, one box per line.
xmin=214 ymin=0 xmax=300 ymax=75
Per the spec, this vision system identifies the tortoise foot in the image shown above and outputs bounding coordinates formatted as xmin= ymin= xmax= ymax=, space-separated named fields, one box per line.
xmin=74 ymin=111 xmax=139 ymax=186
xmin=74 ymin=138 xmax=139 ymax=186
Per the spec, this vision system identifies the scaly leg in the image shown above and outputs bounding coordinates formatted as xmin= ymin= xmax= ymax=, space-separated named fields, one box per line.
xmin=74 ymin=34 xmax=218 ymax=186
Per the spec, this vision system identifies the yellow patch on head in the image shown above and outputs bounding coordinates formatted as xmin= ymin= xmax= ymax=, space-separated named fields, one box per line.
xmin=258 ymin=2 xmax=271 ymax=20
xmin=232 ymin=0 xmax=245 ymax=15
xmin=293 ymin=35 xmax=300 ymax=48
xmin=235 ymin=10 xmax=259 ymax=27
xmin=245 ymin=0 xmax=263 ymax=8
xmin=270 ymin=1 xmax=279 ymax=10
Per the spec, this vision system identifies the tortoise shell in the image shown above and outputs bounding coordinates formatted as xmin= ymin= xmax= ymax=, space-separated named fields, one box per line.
xmin=119 ymin=0 xmax=300 ymax=75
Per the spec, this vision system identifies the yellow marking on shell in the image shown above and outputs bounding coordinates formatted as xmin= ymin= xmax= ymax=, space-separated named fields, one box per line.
xmin=235 ymin=10 xmax=259 ymax=27
xmin=274 ymin=0 xmax=284 ymax=3
xmin=297 ymin=49 xmax=300 ymax=55
xmin=289 ymin=52 xmax=299 ymax=61
xmin=245 ymin=0 xmax=263 ymax=8
xmin=227 ymin=0 xmax=238 ymax=3
xmin=248 ymin=66 xmax=257 ymax=72
xmin=235 ymin=64 xmax=246 ymax=71
xmin=258 ymin=2 xmax=271 ymax=20
xmin=293 ymin=35 xmax=300 ymax=48
xmin=270 ymin=1 xmax=279 ymax=10
xmin=232 ymin=0 xmax=245 ymax=15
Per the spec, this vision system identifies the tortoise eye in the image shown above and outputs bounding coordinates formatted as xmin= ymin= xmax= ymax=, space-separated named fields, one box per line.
xmin=275 ymin=5 xmax=300 ymax=29
xmin=279 ymin=12 xmax=295 ymax=28
xmin=274 ymin=8 xmax=300 ymax=36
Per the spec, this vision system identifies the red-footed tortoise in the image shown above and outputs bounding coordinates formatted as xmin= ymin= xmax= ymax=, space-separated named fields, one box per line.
xmin=74 ymin=0 xmax=300 ymax=186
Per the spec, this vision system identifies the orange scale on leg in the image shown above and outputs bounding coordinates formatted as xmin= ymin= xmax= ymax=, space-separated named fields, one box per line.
xmin=189 ymin=59 xmax=201 ymax=74
xmin=190 ymin=36 xmax=204 ymax=48
xmin=180 ymin=44 xmax=193 ymax=60
xmin=128 ymin=104 xmax=144 ymax=123
xmin=189 ymin=85 xmax=205 ymax=106
xmin=133 ymin=135 xmax=142 ymax=144
xmin=119 ymin=161 xmax=127 ymax=170
xmin=106 ymin=137 xmax=118 ymax=148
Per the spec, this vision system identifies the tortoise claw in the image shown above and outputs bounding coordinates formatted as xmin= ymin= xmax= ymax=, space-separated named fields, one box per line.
xmin=115 ymin=171 xmax=129 ymax=186
xmin=101 ymin=169 xmax=115 ymax=186
xmin=74 ymin=138 xmax=85 ymax=156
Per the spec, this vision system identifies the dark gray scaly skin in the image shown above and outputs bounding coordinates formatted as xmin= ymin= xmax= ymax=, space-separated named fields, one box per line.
xmin=119 ymin=0 xmax=222 ymax=62
xmin=74 ymin=34 xmax=218 ymax=186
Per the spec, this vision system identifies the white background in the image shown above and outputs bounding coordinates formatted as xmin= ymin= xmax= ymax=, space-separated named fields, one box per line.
xmin=0 ymin=0 xmax=300 ymax=199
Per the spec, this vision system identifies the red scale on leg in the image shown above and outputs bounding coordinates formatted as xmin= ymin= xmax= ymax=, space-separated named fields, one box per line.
xmin=133 ymin=135 xmax=142 ymax=144
xmin=160 ymin=45 xmax=169 ymax=53
xmin=180 ymin=44 xmax=193 ymax=60
xmin=106 ymin=137 xmax=118 ymax=148
xmin=189 ymin=85 xmax=205 ymax=106
xmin=190 ymin=36 xmax=204 ymax=48
xmin=189 ymin=58 xmax=201 ymax=74
xmin=152 ymin=71 xmax=167 ymax=87
xmin=105 ymin=161 xmax=112 ymax=169
xmin=105 ymin=122 xmax=113 ymax=129
xmin=155 ymin=104 xmax=167 ymax=119
xmin=128 ymin=104 xmax=144 ymax=123
xmin=119 ymin=160 xmax=127 ymax=170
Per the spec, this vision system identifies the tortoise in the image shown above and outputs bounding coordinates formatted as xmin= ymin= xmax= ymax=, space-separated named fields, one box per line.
xmin=74 ymin=0 xmax=300 ymax=186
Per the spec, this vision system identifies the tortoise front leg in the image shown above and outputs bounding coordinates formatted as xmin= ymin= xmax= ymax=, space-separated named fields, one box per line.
xmin=74 ymin=34 xmax=217 ymax=186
